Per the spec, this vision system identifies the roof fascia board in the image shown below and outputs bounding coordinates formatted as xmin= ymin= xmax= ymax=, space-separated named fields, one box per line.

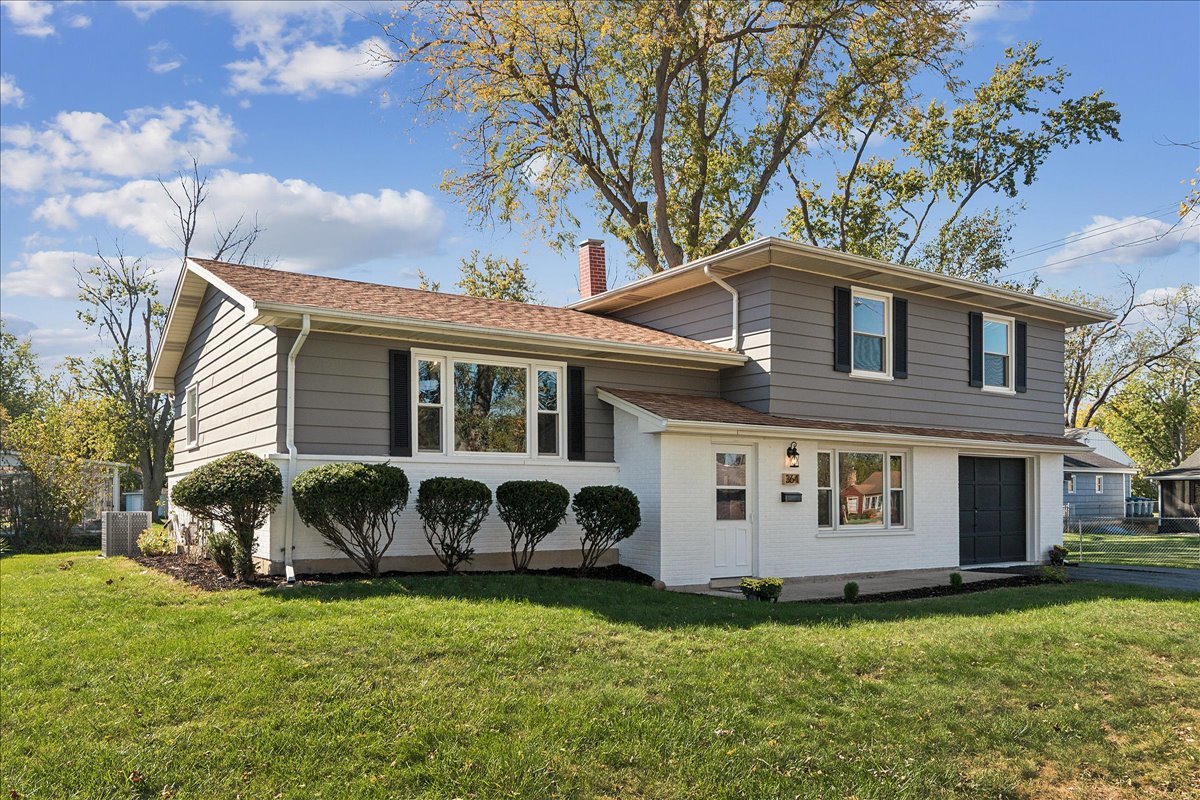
xmin=571 ymin=237 xmax=1115 ymax=326
xmin=255 ymin=302 xmax=747 ymax=368
xmin=1065 ymin=466 xmax=1139 ymax=474
xmin=185 ymin=259 xmax=258 ymax=316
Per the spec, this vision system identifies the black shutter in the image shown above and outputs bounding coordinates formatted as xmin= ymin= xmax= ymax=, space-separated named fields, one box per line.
xmin=389 ymin=349 xmax=412 ymax=457
xmin=1015 ymin=320 xmax=1028 ymax=393
xmin=968 ymin=312 xmax=984 ymax=388
xmin=833 ymin=286 xmax=852 ymax=373
xmin=893 ymin=297 xmax=908 ymax=379
xmin=567 ymin=366 xmax=585 ymax=461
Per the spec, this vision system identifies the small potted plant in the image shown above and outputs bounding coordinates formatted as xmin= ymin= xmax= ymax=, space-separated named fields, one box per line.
xmin=1048 ymin=544 xmax=1069 ymax=567
xmin=739 ymin=577 xmax=783 ymax=603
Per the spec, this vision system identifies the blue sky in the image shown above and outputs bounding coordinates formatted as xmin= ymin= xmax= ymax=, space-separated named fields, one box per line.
xmin=1 ymin=0 xmax=1197 ymax=364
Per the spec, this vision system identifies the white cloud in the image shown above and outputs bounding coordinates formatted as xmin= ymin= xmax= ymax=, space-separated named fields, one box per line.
xmin=0 ymin=74 xmax=25 ymax=107
xmin=0 ymin=313 xmax=36 ymax=336
xmin=2 ymin=250 xmax=97 ymax=298
xmin=0 ymin=313 xmax=101 ymax=360
xmin=119 ymin=1 xmax=386 ymax=97
xmin=961 ymin=1 xmax=1035 ymax=43
xmin=228 ymin=37 xmax=389 ymax=98
xmin=148 ymin=41 xmax=184 ymax=74
xmin=65 ymin=13 xmax=90 ymax=29
xmin=1 ymin=0 xmax=56 ymax=37
xmin=1 ymin=102 xmax=239 ymax=192
xmin=1043 ymin=210 xmax=1200 ymax=271
xmin=35 ymin=170 xmax=446 ymax=272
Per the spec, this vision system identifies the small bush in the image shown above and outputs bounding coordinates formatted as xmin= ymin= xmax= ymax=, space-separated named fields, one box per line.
xmin=415 ymin=477 xmax=491 ymax=574
xmin=496 ymin=480 xmax=570 ymax=571
xmin=1040 ymin=565 xmax=1068 ymax=584
xmin=293 ymin=462 xmax=410 ymax=577
xmin=1048 ymin=544 xmax=1069 ymax=566
xmin=207 ymin=530 xmax=237 ymax=578
xmin=739 ymin=577 xmax=783 ymax=603
xmin=843 ymin=581 xmax=859 ymax=603
xmin=136 ymin=525 xmax=174 ymax=557
xmin=572 ymin=485 xmax=641 ymax=573
xmin=171 ymin=452 xmax=282 ymax=581
xmin=949 ymin=571 xmax=963 ymax=590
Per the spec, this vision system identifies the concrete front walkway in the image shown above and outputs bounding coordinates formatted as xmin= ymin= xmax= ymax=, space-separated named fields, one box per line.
xmin=686 ymin=567 xmax=1022 ymax=602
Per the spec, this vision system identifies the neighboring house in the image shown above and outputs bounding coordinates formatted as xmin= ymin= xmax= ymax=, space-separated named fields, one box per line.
xmin=149 ymin=236 xmax=1109 ymax=587
xmin=1062 ymin=428 xmax=1138 ymax=517
xmin=1147 ymin=448 xmax=1200 ymax=531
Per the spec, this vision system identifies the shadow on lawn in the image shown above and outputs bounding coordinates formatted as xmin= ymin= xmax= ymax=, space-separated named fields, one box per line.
xmin=262 ymin=572 xmax=1196 ymax=631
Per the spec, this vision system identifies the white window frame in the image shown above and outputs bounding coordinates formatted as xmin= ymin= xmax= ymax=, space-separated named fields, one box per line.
xmin=1066 ymin=475 xmax=1076 ymax=494
xmin=816 ymin=447 xmax=909 ymax=532
xmin=1095 ymin=475 xmax=1104 ymax=494
xmin=980 ymin=313 xmax=1016 ymax=394
xmin=184 ymin=383 xmax=199 ymax=449
xmin=415 ymin=356 xmax=445 ymax=454
xmin=849 ymin=286 xmax=893 ymax=381
xmin=816 ymin=450 xmax=834 ymax=528
xmin=534 ymin=364 xmax=564 ymax=457
xmin=410 ymin=349 xmax=567 ymax=460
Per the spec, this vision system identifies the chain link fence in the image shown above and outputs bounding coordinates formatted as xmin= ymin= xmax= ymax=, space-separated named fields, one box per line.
xmin=1063 ymin=515 xmax=1200 ymax=569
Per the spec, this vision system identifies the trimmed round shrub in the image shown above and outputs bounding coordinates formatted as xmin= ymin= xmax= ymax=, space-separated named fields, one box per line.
xmin=740 ymin=576 xmax=783 ymax=603
xmin=843 ymin=581 xmax=859 ymax=603
xmin=136 ymin=525 xmax=175 ymax=557
xmin=496 ymin=480 xmax=569 ymax=571
xmin=207 ymin=530 xmax=237 ymax=578
xmin=171 ymin=452 xmax=282 ymax=581
xmin=949 ymin=571 xmax=964 ymax=590
xmin=572 ymin=485 xmax=641 ymax=573
xmin=415 ymin=477 xmax=492 ymax=574
xmin=292 ymin=462 xmax=410 ymax=578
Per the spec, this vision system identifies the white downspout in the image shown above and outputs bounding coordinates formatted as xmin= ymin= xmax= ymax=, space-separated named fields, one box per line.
xmin=703 ymin=265 xmax=740 ymax=351
xmin=283 ymin=314 xmax=311 ymax=583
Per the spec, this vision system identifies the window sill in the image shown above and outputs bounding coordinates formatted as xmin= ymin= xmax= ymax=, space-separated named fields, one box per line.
xmin=981 ymin=385 xmax=1016 ymax=395
xmin=815 ymin=528 xmax=915 ymax=538
xmin=848 ymin=370 xmax=893 ymax=382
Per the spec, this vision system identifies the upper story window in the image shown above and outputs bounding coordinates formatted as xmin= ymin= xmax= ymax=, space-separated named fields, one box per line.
xmin=851 ymin=288 xmax=891 ymax=378
xmin=413 ymin=351 xmax=564 ymax=458
xmin=982 ymin=314 xmax=1014 ymax=391
xmin=185 ymin=384 xmax=199 ymax=447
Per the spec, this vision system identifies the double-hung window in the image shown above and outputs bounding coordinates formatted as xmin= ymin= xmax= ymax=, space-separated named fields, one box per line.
xmin=1095 ymin=475 xmax=1104 ymax=494
xmin=816 ymin=449 xmax=907 ymax=530
xmin=851 ymin=288 xmax=890 ymax=377
xmin=184 ymin=384 xmax=199 ymax=448
xmin=413 ymin=351 xmax=564 ymax=458
xmin=982 ymin=314 xmax=1014 ymax=391
xmin=1066 ymin=475 xmax=1076 ymax=494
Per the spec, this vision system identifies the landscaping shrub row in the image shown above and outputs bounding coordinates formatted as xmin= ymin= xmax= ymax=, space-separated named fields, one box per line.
xmin=170 ymin=452 xmax=641 ymax=579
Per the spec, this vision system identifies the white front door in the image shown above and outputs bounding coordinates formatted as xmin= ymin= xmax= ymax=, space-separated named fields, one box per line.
xmin=713 ymin=447 xmax=753 ymax=578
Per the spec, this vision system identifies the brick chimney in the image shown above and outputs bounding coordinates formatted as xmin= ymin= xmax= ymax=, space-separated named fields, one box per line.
xmin=578 ymin=238 xmax=606 ymax=299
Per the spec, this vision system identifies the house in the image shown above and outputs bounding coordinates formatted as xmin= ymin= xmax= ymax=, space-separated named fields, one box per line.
xmin=1146 ymin=448 xmax=1200 ymax=531
xmin=1062 ymin=428 xmax=1138 ymax=517
xmin=149 ymin=236 xmax=1109 ymax=587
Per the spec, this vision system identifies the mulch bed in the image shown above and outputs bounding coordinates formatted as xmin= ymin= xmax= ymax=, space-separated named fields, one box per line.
xmin=796 ymin=574 xmax=1048 ymax=604
xmin=132 ymin=553 xmax=654 ymax=592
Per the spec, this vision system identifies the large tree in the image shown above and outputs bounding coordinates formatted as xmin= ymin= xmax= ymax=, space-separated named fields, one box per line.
xmin=418 ymin=250 xmax=539 ymax=302
xmin=68 ymin=247 xmax=173 ymax=520
xmin=1099 ymin=355 xmax=1200 ymax=495
xmin=786 ymin=42 xmax=1120 ymax=286
xmin=379 ymin=0 xmax=966 ymax=273
xmin=0 ymin=320 xmax=46 ymax=449
xmin=1059 ymin=279 xmax=1199 ymax=430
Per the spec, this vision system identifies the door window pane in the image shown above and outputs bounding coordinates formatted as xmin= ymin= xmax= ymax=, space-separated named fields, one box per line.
xmin=715 ymin=453 xmax=746 ymax=486
xmin=839 ymin=452 xmax=885 ymax=526
xmin=454 ymin=362 xmax=527 ymax=453
xmin=716 ymin=488 xmax=747 ymax=521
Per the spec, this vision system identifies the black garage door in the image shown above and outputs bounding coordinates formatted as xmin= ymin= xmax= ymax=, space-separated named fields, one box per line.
xmin=959 ymin=457 xmax=1027 ymax=565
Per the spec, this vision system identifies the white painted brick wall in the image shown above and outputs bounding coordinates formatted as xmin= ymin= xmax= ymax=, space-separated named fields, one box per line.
xmin=612 ymin=409 xmax=662 ymax=578
xmin=1037 ymin=452 xmax=1064 ymax=559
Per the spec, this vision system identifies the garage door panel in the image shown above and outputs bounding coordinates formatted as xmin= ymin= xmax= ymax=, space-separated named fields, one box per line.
xmin=959 ymin=456 xmax=1027 ymax=565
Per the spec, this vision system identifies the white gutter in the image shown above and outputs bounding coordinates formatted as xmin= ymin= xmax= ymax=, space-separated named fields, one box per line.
xmin=703 ymin=265 xmax=740 ymax=351
xmin=282 ymin=313 xmax=311 ymax=583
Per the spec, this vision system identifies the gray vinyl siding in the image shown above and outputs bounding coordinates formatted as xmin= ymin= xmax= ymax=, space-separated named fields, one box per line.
xmin=1064 ymin=472 xmax=1129 ymax=517
xmin=608 ymin=265 xmax=1068 ymax=436
xmin=616 ymin=270 xmax=773 ymax=412
xmin=172 ymin=286 xmax=282 ymax=470
xmin=282 ymin=330 xmax=719 ymax=462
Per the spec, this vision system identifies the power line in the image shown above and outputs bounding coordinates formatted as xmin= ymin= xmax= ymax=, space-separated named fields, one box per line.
xmin=997 ymin=214 xmax=1198 ymax=279
xmin=1005 ymin=206 xmax=1181 ymax=262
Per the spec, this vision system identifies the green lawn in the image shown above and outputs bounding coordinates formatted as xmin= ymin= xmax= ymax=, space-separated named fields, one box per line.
xmin=2 ymin=554 xmax=1198 ymax=799
xmin=1066 ymin=530 xmax=1200 ymax=569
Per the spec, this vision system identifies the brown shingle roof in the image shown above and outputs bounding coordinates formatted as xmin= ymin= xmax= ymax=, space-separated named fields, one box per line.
xmin=192 ymin=259 xmax=734 ymax=357
xmin=599 ymin=387 xmax=1089 ymax=449
xmin=1064 ymin=453 xmax=1135 ymax=471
